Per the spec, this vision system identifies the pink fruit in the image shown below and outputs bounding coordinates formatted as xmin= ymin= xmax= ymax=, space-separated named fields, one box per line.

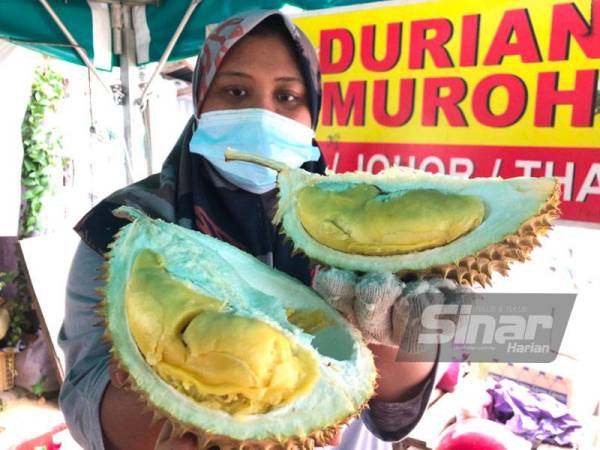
xmin=436 ymin=419 xmax=529 ymax=450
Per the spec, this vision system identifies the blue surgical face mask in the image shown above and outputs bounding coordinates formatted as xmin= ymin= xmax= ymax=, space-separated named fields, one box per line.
xmin=189 ymin=108 xmax=321 ymax=194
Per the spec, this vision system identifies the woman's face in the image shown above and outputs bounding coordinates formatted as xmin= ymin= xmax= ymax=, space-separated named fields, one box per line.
xmin=200 ymin=33 xmax=312 ymax=128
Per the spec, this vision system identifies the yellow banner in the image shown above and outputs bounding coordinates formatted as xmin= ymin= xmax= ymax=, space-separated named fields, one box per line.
xmin=294 ymin=0 xmax=600 ymax=148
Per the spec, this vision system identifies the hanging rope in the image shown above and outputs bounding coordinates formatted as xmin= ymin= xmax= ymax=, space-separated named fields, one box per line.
xmin=87 ymin=67 xmax=96 ymax=135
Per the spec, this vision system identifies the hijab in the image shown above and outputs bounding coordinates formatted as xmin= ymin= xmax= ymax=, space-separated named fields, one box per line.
xmin=74 ymin=9 xmax=326 ymax=286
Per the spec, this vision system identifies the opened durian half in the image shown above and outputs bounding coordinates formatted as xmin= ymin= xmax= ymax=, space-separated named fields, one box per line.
xmin=225 ymin=150 xmax=561 ymax=286
xmin=100 ymin=207 xmax=376 ymax=449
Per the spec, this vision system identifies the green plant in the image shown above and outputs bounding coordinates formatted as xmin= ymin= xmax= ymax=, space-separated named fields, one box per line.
xmin=20 ymin=64 xmax=64 ymax=238
xmin=7 ymin=64 xmax=65 ymax=350
xmin=31 ymin=375 xmax=47 ymax=397
xmin=0 ymin=271 xmax=34 ymax=348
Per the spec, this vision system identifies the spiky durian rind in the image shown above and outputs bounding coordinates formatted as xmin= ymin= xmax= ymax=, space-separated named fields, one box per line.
xmin=102 ymin=346 xmax=362 ymax=450
xmin=100 ymin=320 xmax=368 ymax=450
xmin=413 ymin=182 xmax=561 ymax=286
xmin=98 ymin=213 xmax=377 ymax=449
xmin=273 ymin=167 xmax=561 ymax=287
xmin=100 ymin=301 xmax=368 ymax=450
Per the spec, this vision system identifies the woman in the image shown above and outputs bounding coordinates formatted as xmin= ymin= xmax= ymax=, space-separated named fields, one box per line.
xmin=59 ymin=10 xmax=439 ymax=450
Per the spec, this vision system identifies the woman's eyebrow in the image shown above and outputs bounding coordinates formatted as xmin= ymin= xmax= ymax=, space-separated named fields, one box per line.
xmin=216 ymin=70 xmax=252 ymax=79
xmin=275 ymin=76 xmax=304 ymax=83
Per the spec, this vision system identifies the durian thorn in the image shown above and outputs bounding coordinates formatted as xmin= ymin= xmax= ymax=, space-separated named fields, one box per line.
xmin=173 ymin=403 xmax=364 ymax=450
xmin=148 ymin=411 xmax=162 ymax=427
xmin=548 ymin=211 xmax=561 ymax=220
xmin=224 ymin=148 xmax=289 ymax=173
xmin=497 ymin=263 xmax=510 ymax=276
xmin=93 ymin=320 xmax=106 ymax=328
xmin=475 ymin=258 xmax=488 ymax=271
xmin=94 ymin=298 xmax=107 ymax=311
xmin=173 ymin=424 xmax=191 ymax=439
xmin=447 ymin=270 xmax=460 ymax=283
xmin=92 ymin=305 xmax=107 ymax=322
xmin=459 ymin=256 xmax=475 ymax=269
xmin=473 ymin=274 xmax=488 ymax=287
xmin=464 ymin=272 xmax=475 ymax=286
xmin=481 ymin=264 xmax=493 ymax=278
xmin=112 ymin=207 xmax=146 ymax=223
xmin=140 ymin=402 xmax=154 ymax=416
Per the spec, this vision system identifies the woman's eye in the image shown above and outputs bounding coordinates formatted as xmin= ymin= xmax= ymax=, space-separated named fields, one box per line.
xmin=277 ymin=92 xmax=299 ymax=103
xmin=226 ymin=87 xmax=247 ymax=98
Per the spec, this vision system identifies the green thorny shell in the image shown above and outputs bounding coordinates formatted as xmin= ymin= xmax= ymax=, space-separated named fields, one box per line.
xmin=225 ymin=149 xmax=561 ymax=287
xmin=99 ymin=207 xmax=376 ymax=450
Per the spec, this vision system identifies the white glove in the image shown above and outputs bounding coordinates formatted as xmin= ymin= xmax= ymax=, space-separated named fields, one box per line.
xmin=314 ymin=268 xmax=474 ymax=352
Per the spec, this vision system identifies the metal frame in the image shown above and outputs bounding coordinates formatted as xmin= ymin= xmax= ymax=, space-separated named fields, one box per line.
xmin=35 ymin=0 xmax=204 ymax=180
xmin=137 ymin=0 xmax=202 ymax=108
xmin=115 ymin=4 xmax=140 ymax=183
xmin=90 ymin=0 xmax=161 ymax=5
xmin=36 ymin=0 xmax=112 ymax=95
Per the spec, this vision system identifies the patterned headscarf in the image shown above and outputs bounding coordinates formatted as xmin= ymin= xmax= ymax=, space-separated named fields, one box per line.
xmin=191 ymin=10 xmax=322 ymax=127
xmin=75 ymin=10 xmax=326 ymax=286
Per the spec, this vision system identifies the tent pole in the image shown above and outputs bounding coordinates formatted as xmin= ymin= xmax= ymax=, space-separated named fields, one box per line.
xmin=137 ymin=0 xmax=203 ymax=108
xmin=36 ymin=0 xmax=112 ymax=96
xmin=118 ymin=4 xmax=146 ymax=183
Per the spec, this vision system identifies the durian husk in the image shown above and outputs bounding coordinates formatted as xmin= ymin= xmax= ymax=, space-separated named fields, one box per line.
xmin=106 ymin=350 xmax=360 ymax=450
xmin=416 ymin=182 xmax=561 ymax=287
xmin=280 ymin=181 xmax=560 ymax=287
xmin=97 ymin=310 xmax=365 ymax=450
xmin=95 ymin=224 xmax=374 ymax=450
xmin=223 ymin=149 xmax=562 ymax=288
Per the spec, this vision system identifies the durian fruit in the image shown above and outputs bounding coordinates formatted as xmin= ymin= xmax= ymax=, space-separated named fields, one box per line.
xmin=224 ymin=149 xmax=560 ymax=286
xmin=100 ymin=207 xmax=376 ymax=449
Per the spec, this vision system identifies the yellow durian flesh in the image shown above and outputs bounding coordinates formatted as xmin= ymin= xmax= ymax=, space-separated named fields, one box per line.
xmin=125 ymin=249 xmax=319 ymax=415
xmin=223 ymin=149 xmax=561 ymax=286
xmin=275 ymin=166 xmax=561 ymax=286
xmin=103 ymin=207 xmax=377 ymax=448
xmin=296 ymin=184 xmax=485 ymax=256
xmin=286 ymin=308 xmax=335 ymax=334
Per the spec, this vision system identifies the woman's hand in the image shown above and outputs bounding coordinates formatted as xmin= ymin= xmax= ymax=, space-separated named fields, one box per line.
xmin=313 ymin=269 xmax=473 ymax=402
xmin=313 ymin=269 xmax=474 ymax=351
xmin=154 ymin=422 xmax=197 ymax=450
xmin=101 ymin=364 xmax=198 ymax=450
xmin=104 ymin=366 xmax=341 ymax=449
xmin=368 ymin=343 xmax=436 ymax=402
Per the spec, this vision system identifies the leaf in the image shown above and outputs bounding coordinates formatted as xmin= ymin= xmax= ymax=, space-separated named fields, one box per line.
xmin=22 ymin=178 xmax=37 ymax=188
xmin=23 ymin=190 xmax=36 ymax=200
xmin=19 ymin=63 xmax=64 ymax=239
xmin=23 ymin=160 xmax=35 ymax=172
xmin=31 ymin=376 xmax=47 ymax=397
